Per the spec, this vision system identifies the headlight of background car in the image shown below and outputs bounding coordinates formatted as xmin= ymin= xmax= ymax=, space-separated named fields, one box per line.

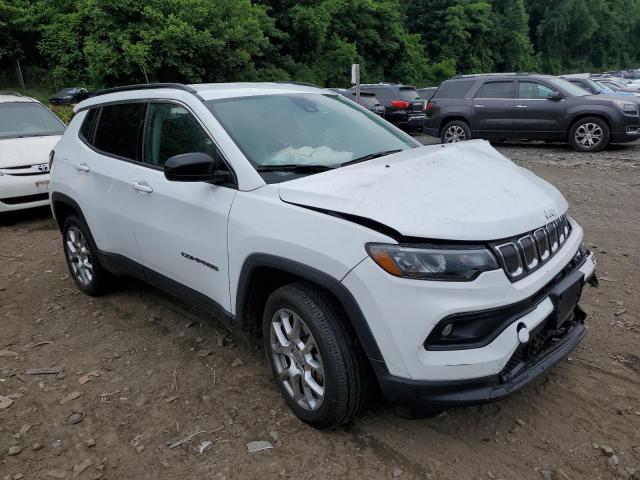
xmin=613 ymin=100 xmax=639 ymax=114
xmin=366 ymin=243 xmax=499 ymax=281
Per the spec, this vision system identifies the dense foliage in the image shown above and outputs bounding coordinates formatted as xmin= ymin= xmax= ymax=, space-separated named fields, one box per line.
xmin=1 ymin=0 xmax=639 ymax=89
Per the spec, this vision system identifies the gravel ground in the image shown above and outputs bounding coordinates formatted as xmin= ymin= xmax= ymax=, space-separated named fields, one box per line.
xmin=1 ymin=138 xmax=639 ymax=480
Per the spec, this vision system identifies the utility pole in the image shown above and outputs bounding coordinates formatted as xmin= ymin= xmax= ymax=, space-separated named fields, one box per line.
xmin=15 ymin=57 xmax=25 ymax=90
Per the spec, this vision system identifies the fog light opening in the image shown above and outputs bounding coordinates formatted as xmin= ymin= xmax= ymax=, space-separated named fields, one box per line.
xmin=441 ymin=323 xmax=454 ymax=337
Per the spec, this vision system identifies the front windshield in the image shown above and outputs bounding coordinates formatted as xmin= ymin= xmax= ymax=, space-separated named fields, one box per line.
xmin=550 ymin=78 xmax=590 ymax=96
xmin=589 ymin=79 xmax=613 ymax=92
xmin=206 ymin=94 xmax=416 ymax=171
xmin=0 ymin=102 xmax=66 ymax=139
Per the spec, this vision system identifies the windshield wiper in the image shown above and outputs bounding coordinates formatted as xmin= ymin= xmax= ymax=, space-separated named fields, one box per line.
xmin=340 ymin=149 xmax=403 ymax=167
xmin=255 ymin=164 xmax=336 ymax=173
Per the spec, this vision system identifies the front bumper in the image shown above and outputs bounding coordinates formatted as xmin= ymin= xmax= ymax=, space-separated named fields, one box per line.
xmin=610 ymin=125 xmax=640 ymax=143
xmin=374 ymin=309 xmax=586 ymax=417
xmin=0 ymin=174 xmax=50 ymax=212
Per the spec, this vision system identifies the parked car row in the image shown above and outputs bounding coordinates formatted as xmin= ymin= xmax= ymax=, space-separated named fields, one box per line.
xmin=423 ymin=72 xmax=640 ymax=152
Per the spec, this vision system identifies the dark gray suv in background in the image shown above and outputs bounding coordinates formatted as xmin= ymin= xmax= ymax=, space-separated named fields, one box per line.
xmin=351 ymin=83 xmax=425 ymax=131
xmin=424 ymin=73 xmax=640 ymax=151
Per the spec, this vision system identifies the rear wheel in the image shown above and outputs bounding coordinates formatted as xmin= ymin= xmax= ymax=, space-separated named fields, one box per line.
xmin=62 ymin=215 xmax=111 ymax=295
xmin=569 ymin=117 xmax=610 ymax=152
xmin=263 ymin=282 xmax=367 ymax=429
xmin=441 ymin=120 xmax=471 ymax=144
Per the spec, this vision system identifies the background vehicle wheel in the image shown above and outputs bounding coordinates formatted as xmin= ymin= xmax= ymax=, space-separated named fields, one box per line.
xmin=441 ymin=120 xmax=471 ymax=144
xmin=569 ymin=117 xmax=610 ymax=152
xmin=263 ymin=282 xmax=367 ymax=429
xmin=62 ymin=215 xmax=110 ymax=295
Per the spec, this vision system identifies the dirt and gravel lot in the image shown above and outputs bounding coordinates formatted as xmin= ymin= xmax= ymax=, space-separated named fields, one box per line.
xmin=1 ymin=138 xmax=639 ymax=480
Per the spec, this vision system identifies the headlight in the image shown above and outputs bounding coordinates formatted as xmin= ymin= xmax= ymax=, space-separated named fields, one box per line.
xmin=366 ymin=243 xmax=499 ymax=281
xmin=613 ymin=100 xmax=639 ymax=113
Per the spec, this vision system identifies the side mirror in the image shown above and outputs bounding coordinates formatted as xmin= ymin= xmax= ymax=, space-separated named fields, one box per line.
xmin=547 ymin=91 xmax=564 ymax=101
xmin=164 ymin=152 xmax=233 ymax=184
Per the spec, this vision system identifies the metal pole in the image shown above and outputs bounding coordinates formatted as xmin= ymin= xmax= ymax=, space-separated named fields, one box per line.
xmin=16 ymin=57 xmax=25 ymax=90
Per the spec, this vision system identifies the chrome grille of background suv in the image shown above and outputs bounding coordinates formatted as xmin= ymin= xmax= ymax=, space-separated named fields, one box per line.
xmin=493 ymin=215 xmax=572 ymax=281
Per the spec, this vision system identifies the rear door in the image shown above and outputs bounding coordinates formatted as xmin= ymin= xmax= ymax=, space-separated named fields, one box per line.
xmin=470 ymin=80 xmax=515 ymax=137
xmin=74 ymin=102 xmax=146 ymax=265
xmin=513 ymin=80 xmax=566 ymax=138
xmin=130 ymin=101 xmax=237 ymax=311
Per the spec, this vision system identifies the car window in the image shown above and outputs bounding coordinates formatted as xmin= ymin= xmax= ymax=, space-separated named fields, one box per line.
xmin=518 ymin=81 xmax=554 ymax=99
xmin=0 ymin=102 xmax=65 ymax=139
xmin=206 ymin=93 xmax=416 ymax=174
xmin=476 ymin=81 xmax=515 ymax=99
xmin=142 ymin=103 xmax=223 ymax=168
xmin=93 ymin=102 xmax=146 ymax=161
xmin=79 ymin=109 xmax=97 ymax=143
xmin=433 ymin=81 xmax=475 ymax=99
xmin=398 ymin=87 xmax=420 ymax=101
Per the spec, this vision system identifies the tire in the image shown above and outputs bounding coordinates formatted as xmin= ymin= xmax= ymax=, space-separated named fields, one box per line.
xmin=62 ymin=215 xmax=111 ymax=296
xmin=262 ymin=282 xmax=367 ymax=429
xmin=441 ymin=120 xmax=471 ymax=144
xmin=568 ymin=117 xmax=610 ymax=152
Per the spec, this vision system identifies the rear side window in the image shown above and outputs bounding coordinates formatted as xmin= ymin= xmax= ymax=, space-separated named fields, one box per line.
xmin=142 ymin=103 xmax=223 ymax=168
xmin=93 ymin=103 xmax=146 ymax=161
xmin=434 ymin=81 xmax=475 ymax=99
xmin=79 ymin=109 xmax=97 ymax=142
xmin=476 ymin=81 xmax=515 ymax=99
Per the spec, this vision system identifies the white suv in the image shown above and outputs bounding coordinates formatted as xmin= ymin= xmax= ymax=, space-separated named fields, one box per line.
xmin=49 ymin=83 xmax=597 ymax=428
xmin=0 ymin=93 xmax=65 ymax=212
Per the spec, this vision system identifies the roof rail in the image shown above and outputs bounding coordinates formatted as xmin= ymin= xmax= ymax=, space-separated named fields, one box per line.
xmin=451 ymin=72 xmax=541 ymax=79
xmin=90 ymin=83 xmax=198 ymax=98
xmin=274 ymin=81 xmax=320 ymax=88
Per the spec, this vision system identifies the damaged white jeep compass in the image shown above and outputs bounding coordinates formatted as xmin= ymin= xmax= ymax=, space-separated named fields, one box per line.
xmin=49 ymin=83 xmax=598 ymax=428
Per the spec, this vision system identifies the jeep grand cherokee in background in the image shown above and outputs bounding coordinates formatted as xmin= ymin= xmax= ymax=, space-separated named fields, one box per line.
xmin=424 ymin=73 xmax=640 ymax=151
xmin=50 ymin=82 xmax=597 ymax=428
xmin=351 ymin=83 xmax=425 ymax=131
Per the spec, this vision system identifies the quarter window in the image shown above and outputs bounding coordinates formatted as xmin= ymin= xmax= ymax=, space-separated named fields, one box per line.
xmin=93 ymin=103 xmax=146 ymax=160
xmin=518 ymin=82 xmax=554 ymax=99
xmin=79 ymin=109 xmax=97 ymax=143
xmin=475 ymin=81 xmax=515 ymax=99
xmin=142 ymin=103 xmax=223 ymax=168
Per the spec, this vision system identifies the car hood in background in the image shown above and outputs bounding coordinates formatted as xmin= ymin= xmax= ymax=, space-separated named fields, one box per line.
xmin=278 ymin=140 xmax=568 ymax=241
xmin=0 ymin=136 xmax=61 ymax=168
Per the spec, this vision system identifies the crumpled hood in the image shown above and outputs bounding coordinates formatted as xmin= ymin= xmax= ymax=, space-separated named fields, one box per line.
xmin=278 ymin=140 xmax=568 ymax=241
xmin=0 ymin=136 xmax=61 ymax=168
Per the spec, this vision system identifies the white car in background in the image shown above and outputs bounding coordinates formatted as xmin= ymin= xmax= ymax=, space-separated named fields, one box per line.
xmin=0 ymin=93 xmax=65 ymax=213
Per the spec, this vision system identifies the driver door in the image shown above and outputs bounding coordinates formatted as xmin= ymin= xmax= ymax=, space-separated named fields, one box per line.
xmin=131 ymin=101 xmax=237 ymax=312
xmin=513 ymin=81 xmax=566 ymax=138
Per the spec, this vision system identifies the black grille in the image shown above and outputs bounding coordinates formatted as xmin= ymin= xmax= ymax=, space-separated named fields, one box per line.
xmin=493 ymin=214 xmax=572 ymax=281
xmin=497 ymin=243 xmax=522 ymax=275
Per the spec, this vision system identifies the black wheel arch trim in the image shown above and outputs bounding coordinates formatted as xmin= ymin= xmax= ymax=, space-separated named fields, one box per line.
xmin=236 ymin=253 xmax=385 ymax=362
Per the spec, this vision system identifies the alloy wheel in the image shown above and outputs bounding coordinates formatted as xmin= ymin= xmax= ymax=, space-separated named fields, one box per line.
xmin=270 ymin=308 xmax=325 ymax=411
xmin=444 ymin=125 xmax=466 ymax=143
xmin=66 ymin=226 xmax=93 ymax=287
xmin=575 ymin=123 xmax=603 ymax=148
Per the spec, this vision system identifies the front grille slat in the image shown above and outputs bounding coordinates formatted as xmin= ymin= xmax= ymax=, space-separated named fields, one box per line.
xmin=493 ymin=214 xmax=573 ymax=282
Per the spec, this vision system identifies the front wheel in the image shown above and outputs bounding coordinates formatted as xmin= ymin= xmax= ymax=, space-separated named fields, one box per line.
xmin=263 ymin=283 xmax=367 ymax=429
xmin=441 ymin=120 xmax=471 ymax=144
xmin=569 ymin=117 xmax=610 ymax=152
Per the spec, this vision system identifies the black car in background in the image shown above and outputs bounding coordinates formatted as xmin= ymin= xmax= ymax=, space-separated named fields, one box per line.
xmin=417 ymin=87 xmax=437 ymax=101
xmin=424 ymin=73 xmax=640 ymax=152
xmin=49 ymin=87 xmax=89 ymax=106
xmin=329 ymin=88 xmax=385 ymax=116
xmin=350 ymin=83 xmax=425 ymax=131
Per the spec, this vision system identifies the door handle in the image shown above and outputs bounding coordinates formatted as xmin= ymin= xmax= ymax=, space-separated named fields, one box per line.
xmin=132 ymin=181 xmax=153 ymax=194
xmin=474 ymin=104 xmax=484 ymax=108
xmin=515 ymin=105 xmax=528 ymax=109
xmin=75 ymin=163 xmax=90 ymax=172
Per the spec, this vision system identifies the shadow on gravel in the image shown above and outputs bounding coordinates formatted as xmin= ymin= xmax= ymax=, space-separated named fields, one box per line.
xmin=0 ymin=205 xmax=52 ymax=226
